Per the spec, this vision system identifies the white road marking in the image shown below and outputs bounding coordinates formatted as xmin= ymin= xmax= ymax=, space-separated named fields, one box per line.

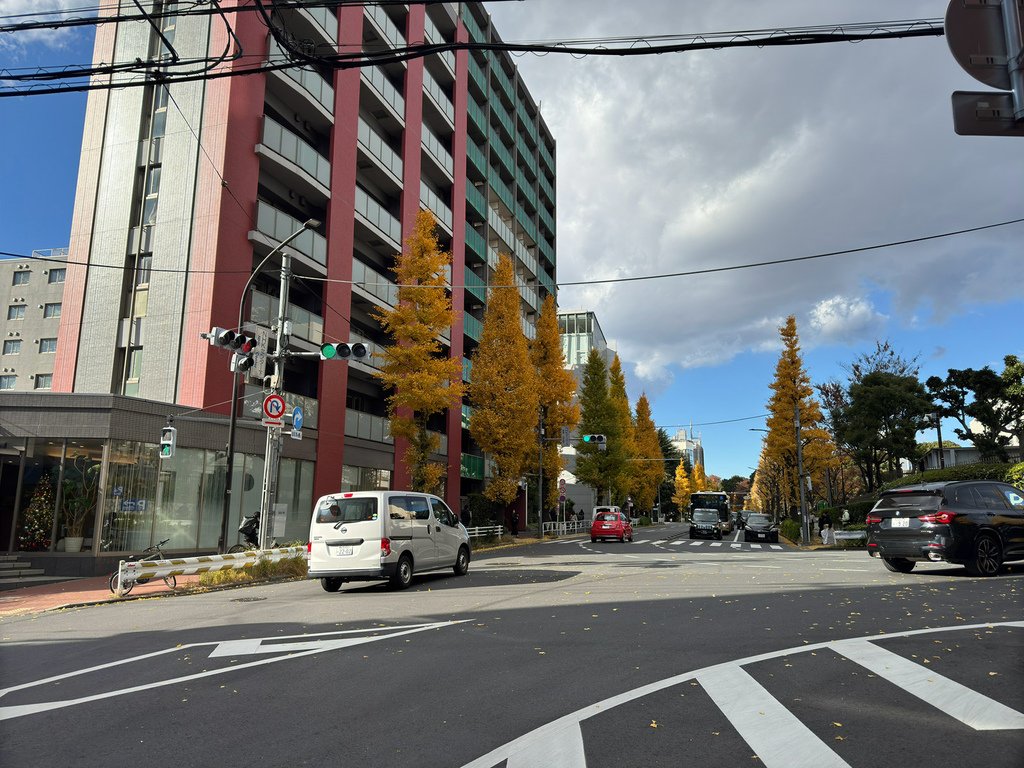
xmin=709 ymin=542 xmax=723 ymax=547
xmin=697 ymin=665 xmax=851 ymax=768
xmin=820 ymin=568 xmax=871 ymax=573
xmin=689 ymin=541 xmax=702 ymax=546
xmin=506 ymin=720 xmax=587 ymax=768
xmin=838 ymin=639 xmax=1024 ymax=730
xmin=0 ymin=620 xmax=468 ymax=721
xmin=460 ymin=621 xmax=1024 ymax=768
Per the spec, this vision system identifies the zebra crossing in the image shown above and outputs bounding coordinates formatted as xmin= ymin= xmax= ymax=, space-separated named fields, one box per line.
xmin=461 ymin=621 xmax=1024 ymax=768
xmin=664 ymin=538 xmax=784 ymax=551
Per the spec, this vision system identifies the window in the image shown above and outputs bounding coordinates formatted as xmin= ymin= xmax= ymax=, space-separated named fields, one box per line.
xmin=134 ymin=255 xmax=152 ymax=286
xmin=7 ymin=305 xmax=25 ymax=320
xmin=12 ymin=271 xmax=30 ymax=286
xmin=1000 ymin=486 xmax=1024 ymax=510
xmin=43 ymin=303 xmax=61 ymax=319
xmin=39 ymin=338 xmax=57 ymax=354
xmin=0 ymin=375 xmax=15 ymax=390
xmin=48 ymin=268 xmax=66 ymax=284
xmin=3 ymin=339 xmax=22 ymax=355
xmin=34 ymin=374 xmax=52 ymax=390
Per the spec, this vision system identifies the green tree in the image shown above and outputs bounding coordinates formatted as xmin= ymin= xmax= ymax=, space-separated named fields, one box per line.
xmin=469 ymin=254 xmax=539 ymax=506
xmin=607 ymin=354 xmax=636 ymax=503
xmin=657 ymin=428 xmax=680 ymax=519
xmin=630 ymin=394 xmax=664 ymax=512
xmin=926 ymin=356 xmax=1024 ymax=462
xmin=764 ymin=315 xmax=838 ymax=514
xmin=841 ymin=372 xmax=934 ymax=487
xmin=374 ymin=210 xmax=464 ymax=492
xmin=576 ymin=348 xmax=615 ymax=503
xmin=531 ymin=295 xmax=580 ymax=512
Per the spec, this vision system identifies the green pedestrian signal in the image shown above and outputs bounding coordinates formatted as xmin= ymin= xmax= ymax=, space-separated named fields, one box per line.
xmin=159 ymin=426 xmax=176 ymax=459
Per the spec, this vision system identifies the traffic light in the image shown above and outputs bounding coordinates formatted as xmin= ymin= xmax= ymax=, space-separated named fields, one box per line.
xmin=206 ymin=327 xmax=237 ymax=349
xmin=320 ymin=342 xmax=368 ymax=360
xmin=159 ymin=426 xmax=177 ymax=459
xmin=230 ymin=334 xmax=258 ymax=373
xmin=582 ymin=434 xmax=607 ymax=451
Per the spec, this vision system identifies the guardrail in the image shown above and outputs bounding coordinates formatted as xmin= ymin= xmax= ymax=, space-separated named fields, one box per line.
xmin=542 ymin=520 xmax=589 ymax=536
xmin=112 ymin=546 xmax=307 ymax=596
xmin=465 ymin=525 xmax=505 ymax=539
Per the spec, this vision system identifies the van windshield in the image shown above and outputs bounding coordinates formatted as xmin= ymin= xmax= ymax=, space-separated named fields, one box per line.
xmin=316 ymin=497 xmax=379 ymax=524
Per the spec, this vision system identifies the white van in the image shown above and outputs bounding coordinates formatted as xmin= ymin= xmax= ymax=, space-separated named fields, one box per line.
xmin=307 ymin=491 xmax=471 ymax=592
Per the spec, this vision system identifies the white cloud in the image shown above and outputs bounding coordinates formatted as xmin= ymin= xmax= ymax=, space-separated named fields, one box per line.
xmin=0 ymin=1 xmax=89 ymax=52
xmin=487 ymin=0 xmax=1024 ymax=394
xmin=807 ymin=295 xmax=888 ymax=344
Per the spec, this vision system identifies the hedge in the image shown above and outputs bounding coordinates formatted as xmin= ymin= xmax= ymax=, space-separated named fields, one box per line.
xmin=1006 ymin=462 xmax=1024 ymax=488
xmin=879 ymin=462 xmax=1016 ymax=491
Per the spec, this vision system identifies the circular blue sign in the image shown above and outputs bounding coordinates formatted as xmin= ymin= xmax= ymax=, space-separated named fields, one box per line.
xmin=292 ymin=406 xmax=304 ymax=432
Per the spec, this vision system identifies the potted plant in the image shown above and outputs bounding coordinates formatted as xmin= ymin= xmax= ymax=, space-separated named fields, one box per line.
xmin=62 ymin=456 xmax=99 ymax=553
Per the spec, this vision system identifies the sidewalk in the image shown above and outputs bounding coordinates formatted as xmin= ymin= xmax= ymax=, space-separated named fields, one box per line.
xmin=0 ymin=573 xmax=208 ymax=619
xmin=0 ymin=534 xmax=552 ymax=619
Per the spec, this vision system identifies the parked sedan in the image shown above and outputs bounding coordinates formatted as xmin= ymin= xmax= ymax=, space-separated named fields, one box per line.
xmin=689 ymin=509 xmax=723 ymax=540
xmin=866 ymin=480 xmax=1024 ymax=576
xmin=743 ymin=513 xmax=778 ymax=543
xmin=591 ymin=510 xmax=633 ymax=542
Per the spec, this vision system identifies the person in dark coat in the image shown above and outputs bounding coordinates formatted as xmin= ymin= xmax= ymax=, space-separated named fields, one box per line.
xmin=460 ymin=503 xmax=471 ymax=529
xmin=511 ymin=511 xmax=519 ymax=537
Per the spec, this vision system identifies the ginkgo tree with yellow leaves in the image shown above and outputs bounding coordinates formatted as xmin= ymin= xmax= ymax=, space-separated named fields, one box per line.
xmin=630 ymin=394 xmax=664 ymax=512
xmin=469 ymin=254 xmax=540 ymax=508
xmin=672 ymin=458 xmax=692 ymax=511
xmin=373 ymin=210 xmax=464 ymax=494
xmin=530 ymin=294 xmax=580 ymax=512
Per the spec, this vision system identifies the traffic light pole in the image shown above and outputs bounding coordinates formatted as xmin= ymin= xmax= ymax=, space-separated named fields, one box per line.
xmin=258 ymin=252 xmax=292 ymax=551
xmin=219 ymin=219 xmax=317 ymax=552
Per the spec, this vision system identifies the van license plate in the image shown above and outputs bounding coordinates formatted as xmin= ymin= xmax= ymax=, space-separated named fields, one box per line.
xmin=331 ymin=545 xmax=353 ymax=556
xmin=890 ymin=518 xmax=910 ymax=528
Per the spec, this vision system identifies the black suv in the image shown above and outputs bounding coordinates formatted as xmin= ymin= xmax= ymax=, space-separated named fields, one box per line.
xmin=866 ymin=480 xmax=1024 ymax=576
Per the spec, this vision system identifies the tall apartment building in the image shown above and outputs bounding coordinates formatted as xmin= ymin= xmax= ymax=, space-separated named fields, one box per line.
xmin=0 ymin=250 xmax=68 ymax=392
xmin=0 ymin=2 xmax=556 ymax=566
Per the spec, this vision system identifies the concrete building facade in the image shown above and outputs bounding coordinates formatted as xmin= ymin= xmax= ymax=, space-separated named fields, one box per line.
xmin=1 ymin=2 xmax=556 ymax=570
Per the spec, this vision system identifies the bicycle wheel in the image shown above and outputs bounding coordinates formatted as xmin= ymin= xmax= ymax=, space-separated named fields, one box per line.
xmin=227 ymin=544 xmax=247 ymax=554
xmin=162 ymin=575 xmax=177 ymax=589
xmin=109 ymin=571 xmax=133 ymax=596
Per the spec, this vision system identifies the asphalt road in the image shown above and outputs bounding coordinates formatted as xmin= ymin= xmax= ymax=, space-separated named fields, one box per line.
xmin=2 ymin=523 xmax=1022 ymax=768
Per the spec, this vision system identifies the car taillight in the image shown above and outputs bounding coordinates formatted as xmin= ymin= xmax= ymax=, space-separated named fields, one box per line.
xmin=381 ymin=537 xmax=392 ymax=557
xmin=307 ymin=541 xmax=312 ymax=553
xmin=918 ymin=510 xmax=956 ymax=524
xmin=866 ymin=514 xmax=882 ymax=524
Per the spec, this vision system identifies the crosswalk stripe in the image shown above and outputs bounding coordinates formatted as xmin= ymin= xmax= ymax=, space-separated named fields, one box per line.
xmin=696 ymin=665 xmax=851 ymax=768
xmin=709 ymin=542 xmax=722 ymax=547
xmin=689 ymin=541 xmax=702 ymax=546
xmin=506 ymin=720 xmax=587 ymax=768
xmin=770 ymin=545 xmax=783 ymax=550
xmin=749 ymin=544 xmax=762 ymax=549
xmin=837 ymin=640 xmax=1024 ymax=731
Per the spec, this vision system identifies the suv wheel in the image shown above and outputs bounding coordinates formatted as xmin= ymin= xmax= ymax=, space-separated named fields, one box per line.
xmin=965 ymin=534 xmax=1003 ymax=577
xmin=882 ymin=556 xmax=915 ymax=574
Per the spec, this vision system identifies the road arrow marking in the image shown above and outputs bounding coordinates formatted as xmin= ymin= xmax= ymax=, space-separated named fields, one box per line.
xmin=0 ymin=620 xmax=468 ymax=721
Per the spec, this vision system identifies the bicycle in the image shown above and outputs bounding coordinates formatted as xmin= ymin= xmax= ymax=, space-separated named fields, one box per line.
xmin=227 ymin=512 xmax=279 ymax=553
xmin=108 ymin=538 xmax=176 ymax=595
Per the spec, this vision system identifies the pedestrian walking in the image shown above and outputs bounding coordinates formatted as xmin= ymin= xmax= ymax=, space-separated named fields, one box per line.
xmin=460 ymin=503 xmax=471 ymax=529
xmin=511 ymin=510 xmax=519 ymax=537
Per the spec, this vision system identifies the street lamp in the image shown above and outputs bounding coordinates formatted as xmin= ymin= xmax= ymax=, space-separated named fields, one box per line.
xmin=219 ymin=218 xmax=320 ymax=552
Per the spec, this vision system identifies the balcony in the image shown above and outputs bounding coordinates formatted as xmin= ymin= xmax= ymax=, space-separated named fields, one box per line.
xmin=361 ymin=64 xmax=405 ymax=130
xmin=462 ymin=356 xmax=472 ymax=383
xmin=465 ymin=221 xmax=486 ymax=262
xmin=466 ymin=182 xmax=486 ymax=221
xmin=251 ymin=201 xmax=327 ymax=269
xmin=539 ymin=142 xmax=555 ymax=174
xmin=365 ymin=3 xmax=406 ymax=50
xmin=249 ymin=289 xmax=324 ymax=345
xmin=420 ymin=180 xmax=453 ymax=232
xmin=423 ymin=14 xmax=456 ymax=77
xmin=356 ymin=117 xmax=403 ymax=194
xmin=490 ymin=98 xmax=515 ymax=143
xmin=538 ymin=172 xmax=555 ymax=205
xmin=464 ymin=266 xmax=486 ymax=305
xmin=423 ymin=69 xmax=455 ymax=129
xmin=354 ymin=186 xmax=402 ymax=249
xmin=461 ymin=452 xmax=484 ymax=480
xmin=488 ymin=170 xmax=514 ymax=213
xmin=489 ymin=132 xmax=515 ymax=177
xmin=538 ymin=204 xmax=555 ymax=237
xmin=422 ymin=124 xmax=454 ymax=179
xmin=489 ymin=53 xmax=515 ymax=105
xmin=464 ymin=312 xmax=483 ymax=341
xmin=275 ymin=3 xmax=337 ymax=49
xmin=460 ymin=7 xmax=487 ymax=44
xmin=467 ymin=136 xmax=486 ymax=177
xmin=258 ymin=116 xmax=331 ymax=204
xmin=346 ymin=409 xmax=393 ymax=445
xmin=467 ymin=55 xmax=487 ymax=99
xmin=351 ymin=258 xmax=399 ymax=309
xmin=467 ymin=94 xmax=487 ymax=136
xmin=516 ymin=101 xmax=538 ymax=143
xmin=266 ymin=38 xmax=334 ymax=129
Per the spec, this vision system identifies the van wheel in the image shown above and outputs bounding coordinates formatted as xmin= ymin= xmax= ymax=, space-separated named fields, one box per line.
xmin=965 ymin=534 xmax=1003 ymax=577
xmin=453 ymin=546 xmax=470 ymax=576
xmin=389 ymin=555 xmax=413 ymax=590
xmin=321 ymin=577 xmax=344 ymax=593
xmin=882 ymin=557 xmax=915 ymax=573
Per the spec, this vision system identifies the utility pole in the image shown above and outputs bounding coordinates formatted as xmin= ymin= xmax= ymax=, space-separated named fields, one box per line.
xmin=537 ymin=405 xmax=545 ymax=540
xmin=258 ymin=252 xmax=292 ymax=550
xmin=795 ymin=400 xmax=809 ymax=545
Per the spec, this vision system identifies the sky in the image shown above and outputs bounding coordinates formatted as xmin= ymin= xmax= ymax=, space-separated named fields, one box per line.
xmin=2 ymin=1 xmax=1023 ymax=480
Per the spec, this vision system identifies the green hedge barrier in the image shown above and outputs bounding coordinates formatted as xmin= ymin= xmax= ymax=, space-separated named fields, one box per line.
xmin=879 ymin=462 xmax=1015 ymax=491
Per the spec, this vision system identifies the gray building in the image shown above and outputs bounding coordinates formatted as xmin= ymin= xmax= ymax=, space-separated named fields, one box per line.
xmin=1 ymin=250 xmax=68 ymax=392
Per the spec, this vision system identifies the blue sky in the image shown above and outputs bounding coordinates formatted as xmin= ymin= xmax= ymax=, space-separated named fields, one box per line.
xmin=2 ymin=2 xmax=1022 ymax=481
